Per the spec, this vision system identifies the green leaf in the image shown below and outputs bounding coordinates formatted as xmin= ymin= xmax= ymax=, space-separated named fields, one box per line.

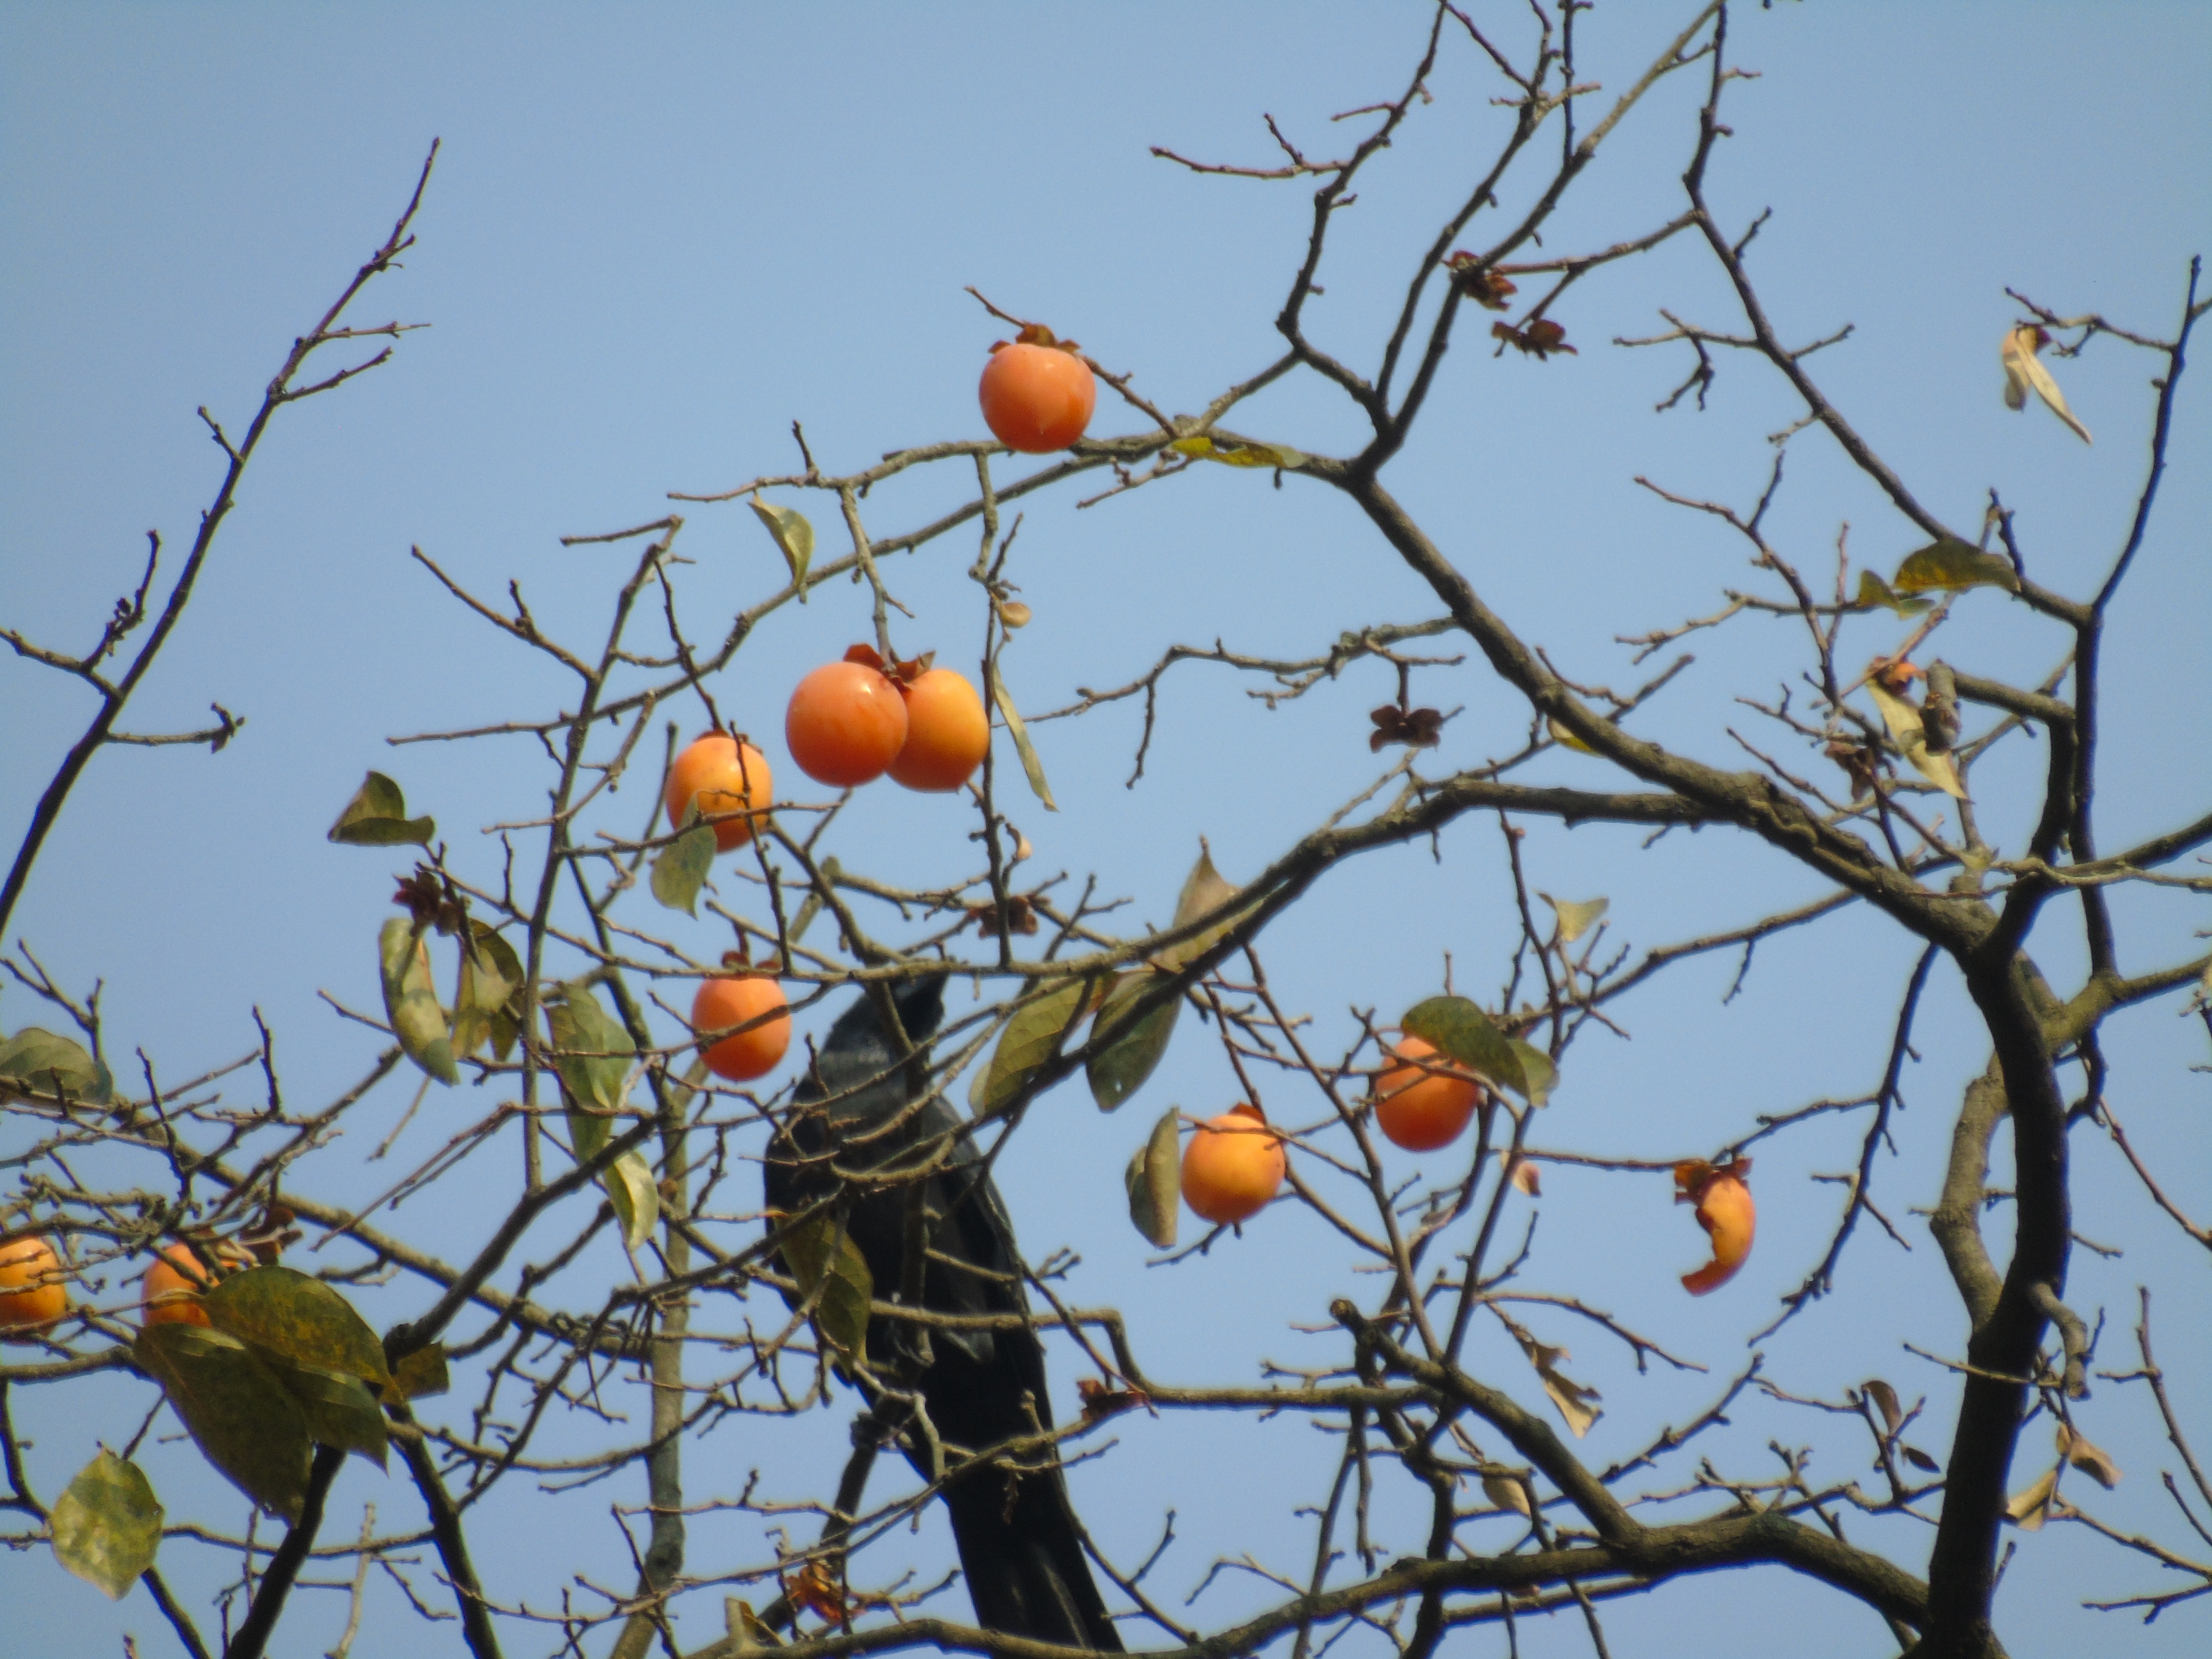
xmin=650 ymin=821 xmax=717 ymax=916
xmin=787 ymin=855 xmax=840 ymax=949
xmin=1087 ymin=972 xmax=1181 ymax=1112
xmin=49 ymin=1450 xmax=162 ymax=1600
xmin=1854 ymin=569 xmax=1933 ymax=617
xmin=1401 ymin=995 xmax=1530 ymax=1101
xmin=390 ymin=1343 xmax=450 ymax=1401
xmin=378 ymin=919 xmax=458 ymax=1085
xmin=1156 ymin=842 xmax=1247 ymax=972
xmin=1124 ymin=1108 xmax=1181 ymax=1249
xmin=1543 ymin=895 xmax=1608 ymax=945
xmin=975 ymin=978 xmax=1091 ymax=1118
xmin=605 ymin=1148 xmax=660 ymax=1252
xmin=256 ymin=1352 xmax=389 ymax=1469
xmin=1892 ymin=539 xmax=2017 ymax=595
xmin=133 ymin=1323 xmax=311 ymax=1521
xmin=545 ymin=988 xmax=636 ymax=1163
xmin=1507 ymin=1040 xmax=1557 ymax=1108
xmin=199 ymin=1264 xmax=391 ymax=1393
xmin=749 ymin=495 xmax=815 ymax=597
xmin=776 ymin=1212 xmax=872 ymax=1360
xmin=0 ymin=1026 xmax=112 ymax=1105
xmin=453 ymin=923 xmax=524 ymax=1062
xmin=327 ymin=771 xmax=434 ymax=847
xmin=989 ymin=672 xmax=1057 ymax=811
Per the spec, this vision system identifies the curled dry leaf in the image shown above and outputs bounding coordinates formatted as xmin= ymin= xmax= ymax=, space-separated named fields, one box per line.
xmin=1864 ymin=1378 xmax=1905 ymax=1438
xmin=2000 ymin=323 xmax=2093 ymax=444
xmin=1445 ymin=252 xmax=1518 ymax=310
xmin=1505 ymin=1154 xmax=1541 ymax=1197
xmin=2005 ymin=1464 xmax=2061 ymax=1531
xmin=996 ymin=599 xmax=1033 ymax=629
xmin=1497 ymin=1310 xmax=1601 ymax=1437
xmin=2057 ymin=1423 xmax=2123 ymax=1489
xmin=1492 ymin=318 xmax=1577 ymax=358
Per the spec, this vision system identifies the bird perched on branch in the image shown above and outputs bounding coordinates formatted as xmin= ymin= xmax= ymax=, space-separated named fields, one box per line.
xmin=763 ymin=971 xmax=1124 ymax=1650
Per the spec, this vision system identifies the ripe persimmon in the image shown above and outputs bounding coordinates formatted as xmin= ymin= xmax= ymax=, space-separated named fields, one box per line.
xmin=1181 ymin=1103 xmax=1285 ymax=1226
xmin=693 ymin=973 xmax=791 ymax=1082
xmin=0 ymin=1235 xmax=67 ymax=1335
xmin=890 ymin=667 xmax=991 ymax=792
xmin=786 ymin=655 xmax=909 ymax=787
xmin=978 ymin=325 xmax=1096 ymax=453
xmin=1675 ymin=1159 xmax=1755 ymax=1295
xmin=666 ymin=733 xmax=772 ymax=851
xmin=1372 ymin=1035 xmax=1483 ymax=1152
xmin=142 ymin=1240 xmax=250 ymax=1327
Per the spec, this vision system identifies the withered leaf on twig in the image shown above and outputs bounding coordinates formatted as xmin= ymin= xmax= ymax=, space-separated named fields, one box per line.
xmin=1369 ymin=704 xmax=1444 ymax=751
xmin=1445 ymin=252 xmax=1518 ymax=310
xmin=1493 ymin=318 xmax=1578 ymax=359
xmin=2000 ymin=323 xmax=2092 ymax=444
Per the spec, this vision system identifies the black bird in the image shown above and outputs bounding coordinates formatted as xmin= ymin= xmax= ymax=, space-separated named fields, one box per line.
xmin=763 ymin=972 xmax=1123 ymax=1650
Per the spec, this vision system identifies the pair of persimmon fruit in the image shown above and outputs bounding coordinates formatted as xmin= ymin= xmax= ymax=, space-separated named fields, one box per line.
xmin=0 ymin=1237 xmax=258 ymax=1334
xmin=1179 ymin=1036 xmax=1483 ymax=1226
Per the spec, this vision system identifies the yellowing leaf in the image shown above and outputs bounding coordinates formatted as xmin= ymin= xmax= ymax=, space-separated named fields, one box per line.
xmin=605 ymin=1148 xmax=660 ymax=1252
xmin=1124 ymin=1107 xmax=1182 ymax=1249
xmin=1866 ymin=681 xmax=1969 ymax=800
xmin=256 ymin=1351 xmax=389 ymax=1468
xmin=1168 ymin=434 xmax=1306 ymax=470
xmin=50 ymin=1451 xmax=162 ymax=1600
xmin=2001 ymin=324 xmax=2092 ymax=444
xmin=975 ymin=978 xmax=1092 ymax=1118
xmin=1544 ymin=894 xmax=1608 ymax=945
xmin=1402 ymin=996 xmax=1530 ymax=1101
xmin=1547 ymin=717 xmax=1598 ymax=755
xmin=328 ymin=771 xmax=435 ymax=848
xmin=1854 ymin=570 xmax=1933 ymax=618
xmin=1893 ymin=538 xmax=2018 ymax=594
xmin=390 ymin=1343 xmax=450 ymax=1401
xmin=749 ymin=495 xmax=815 ymax=595
xmin=378 ymin=918 xmax=457 ymax=1085
xmin=453 ymin=924 xmax=524 ymax=1062
xmin=1481 ymin=1473 xmax=1533 ymax=1517
xmin=990 ymin=672 xmax=1057 ymax=811
xmin=777 ymin=1212 xmax=872 ymax=1361
xmin=199 ymin=1264 xmax=391 ymax=1392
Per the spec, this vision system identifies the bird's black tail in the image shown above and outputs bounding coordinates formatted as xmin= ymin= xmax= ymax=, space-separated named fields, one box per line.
xmin=939 ymin=1451 xmax=1123 ymax=1651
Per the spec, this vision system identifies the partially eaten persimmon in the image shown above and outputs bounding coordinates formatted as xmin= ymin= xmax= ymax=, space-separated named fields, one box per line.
xmin=1674 ymin=1158 xmax=1754 ymax=1295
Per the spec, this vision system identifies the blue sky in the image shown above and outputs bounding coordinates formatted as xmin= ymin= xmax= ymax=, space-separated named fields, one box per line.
xmin=4 ymin=5 xmax=2209 ymax=1657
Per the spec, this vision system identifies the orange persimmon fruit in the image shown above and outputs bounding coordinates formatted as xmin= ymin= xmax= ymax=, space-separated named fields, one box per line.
xmin=1372 ymin=1035 xmax=1483 ymax=1152
xmin=889 ymin=667 xmax=991 ymax=792
xmin=692 ymin=974 xmax=791 ymax=1083
xmin=1675 ymin=1158 xmax=1755 ymax=1295
xmin=143 ymin=1240 xmax=251 ymax=1327
xmin=1180 ymin=1103 xmax=1285 ymax=1226
xmin=786 ymin=653 xmax=910 ymax=787
xmin=978 ymin=325 xmax=1096 ymax=453
xmin=665 ymin=733 xmax=773 ymax=851
xmin=0 ymin=1235 xmax=68 ymax=1335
